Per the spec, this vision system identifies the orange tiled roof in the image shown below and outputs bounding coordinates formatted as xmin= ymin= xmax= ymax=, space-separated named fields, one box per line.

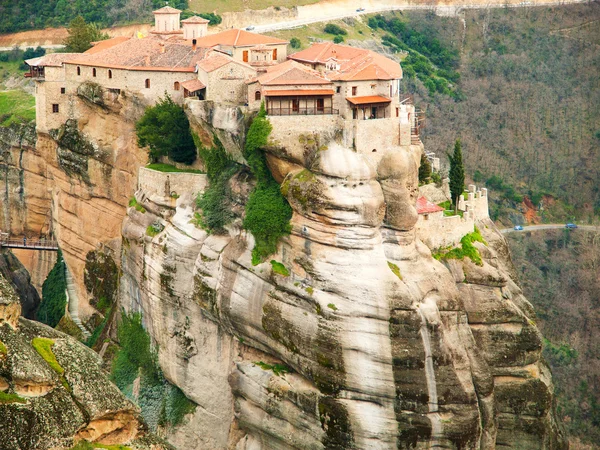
xmin=25 ymin=53 xmax=80 ymax=67
xmin=194 ymin=29 xmax=288 ymax=48
xmin=181 ymin=79 xmax=205 ymax=92
xmin=66 ymin=36 xmax=207 ymax=71
xmin=256 ymin=60 xmax=331 ymax=86
xmin=85 ymin=36 xmax=130 ymax=55
xmin=347 ymin=95 xmax=391 ymax=105
xmin=196 ymin=50 xmax=254 ymax=72
xmin=265 ymin=89 xmax=334 ymax=96
xmin=181 ymin=16 xmax=209 ymax=24
xmin=416 ymin=197 xmax=444 ymax=214
xmin=153 ymin=6 xmax=181 ymax=14
xmin=289 ymin=42 xmax=402 ymax=81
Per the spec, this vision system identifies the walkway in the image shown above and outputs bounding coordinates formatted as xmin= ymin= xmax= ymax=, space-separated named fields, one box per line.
xmin=0 ymin=233 xmax=59 ymax=251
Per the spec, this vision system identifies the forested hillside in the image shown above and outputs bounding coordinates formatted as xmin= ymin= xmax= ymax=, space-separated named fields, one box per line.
xmin=508 ymin=229 xmax=600 ymax=447
xmin=382 ymin=4 xmax=600 ymax=223
xmin=0 ymin=0 xmax=187 ymax=33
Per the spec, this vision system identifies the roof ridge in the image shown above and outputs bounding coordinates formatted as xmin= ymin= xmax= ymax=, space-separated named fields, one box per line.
xmin=234 ymin=29 xmax=242 ymax=46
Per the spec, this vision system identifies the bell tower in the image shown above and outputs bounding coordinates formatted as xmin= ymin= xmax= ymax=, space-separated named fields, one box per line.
xmin=151 ymin=5 xmax=182 ymax=36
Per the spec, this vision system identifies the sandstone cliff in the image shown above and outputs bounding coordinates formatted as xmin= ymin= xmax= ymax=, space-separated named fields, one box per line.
xmin=116 ymin=111 xmax=567 ymax=448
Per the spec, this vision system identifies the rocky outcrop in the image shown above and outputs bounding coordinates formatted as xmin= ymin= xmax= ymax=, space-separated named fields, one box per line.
xmin=0 ymin=249 xmax=40 ymax=318
xmin=0 ymin=273 xmax=151 ymax=450
xmin=119 ymin=125 xmax=566 ymax=448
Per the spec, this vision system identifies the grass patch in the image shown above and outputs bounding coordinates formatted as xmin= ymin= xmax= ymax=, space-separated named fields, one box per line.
xmin=146 ymin=163 xmax=204 ymax=174
xmin=327 ymin=303 xmax=338 ymax=311
xmin=0 ymin=90 xmax=35 ymax=126
xmin=432 ymin=227 xmax=487 ymax=266
xmin=0 ymin=340 xmax=6 ymax=355
xmin=387 ymin=261 xmax=403 ymax=280
xmin=0 ymin=391 xmax=26 ymax=404
xmin=270 ymin=260 xmax=290 ymax=276
xmin=255 ymin=361 xmax=291 ymax=377
xmin=128 ymin=197 xmax=146 ymax=213
xmin=31 ymin=337 xmax=64 ymax=374
xmin=70 ymin=442 xmax=132 ymax=450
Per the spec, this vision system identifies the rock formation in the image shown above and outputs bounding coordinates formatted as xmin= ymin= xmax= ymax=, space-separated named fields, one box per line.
xmin=0 ymin=249 xmax=40 ymax=318
xmin=117 ymin=111 xmax=567 ymax=448
xmin=0 ymin=272 xmax=156 ymax=449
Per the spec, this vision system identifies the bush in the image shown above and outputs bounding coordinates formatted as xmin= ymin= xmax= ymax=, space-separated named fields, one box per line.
xmin=199 ymin=12 xmax=222 ymax=25
xmin=136 ymin=95 xmax=196 ymax=165
xmin=418 ymin=153 xmax=432 ymax=183
xmin=243 ymin=104 xmax=292 ymax=264
xmin=333 ymin=35 xmax=344 ymax=44
xmin=324 ymin=23 xmax=347 ymax=35
xmin=37 ymin=251 xmax=67 ymax=328
xmin=290 ymin=37 xmax=301 ymax=49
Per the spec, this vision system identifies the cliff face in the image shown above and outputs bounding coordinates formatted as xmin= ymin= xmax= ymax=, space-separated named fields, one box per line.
xmin=118 ymin=112 xmax=567 ymax=448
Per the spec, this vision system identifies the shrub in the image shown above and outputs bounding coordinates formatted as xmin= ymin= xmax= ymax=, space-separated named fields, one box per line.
xmin=270 ymin=260 xmax=290 ymax=276
xmin=418 ymin=153 xmax=432 ymax=184
xmin=333 ymin=35 xmax=344 ymax=44
xmin=136 ymin=95 xmax=196 ymax=164
xmin=37 ymin=251 xmax=67 ymax=328
xmin=433 ymin=227 xmax=487 ymax=266
xmin=324 ymin=23 xmax=347 ymax=35
xmin=199 ymin=12 xmax=222 ymax=25
xmin=243 ymin=104 xmax=292 ymax=264
xmin=290 ymin=37 xmax=301 ymax=49
xmin=146 ymin=222 xmax=164 ymax=237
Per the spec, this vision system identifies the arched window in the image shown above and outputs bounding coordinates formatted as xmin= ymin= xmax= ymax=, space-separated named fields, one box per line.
xmin=145 ymin=79 xmax=150 ymax=89
xmin=255 ymin=91 xmax=261 ymax=101
xmin=108 ymin=70 xmax=112 ymax=79
xmin=174 ymin=81 xmax=180 ymax=91
xmin=92 ymin=68 xmax=97 ymax=77
xmin=77 ymin=66 xmax=81 ymax=76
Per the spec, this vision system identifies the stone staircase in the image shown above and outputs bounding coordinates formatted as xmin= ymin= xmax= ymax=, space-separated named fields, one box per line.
xmin=65 ymin=267 xmax=91 ymax=339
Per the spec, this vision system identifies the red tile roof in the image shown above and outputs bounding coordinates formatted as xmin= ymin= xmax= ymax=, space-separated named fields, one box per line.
xmin=289 ymin=42 xmax=402 ymax=81
xmin=264 ymin=89 xmax=334 ymax=96
xmin=181 ymin=79 xmax=205 ymax=92
xmin=153 ymin=6 xmax=181 ymax=14
xmin=347 ymin=95 xmax=391 ymax=105
xmin=255 ymin=60 xmax=331 ymax=86
xmin=194 ymin=29 xmax=288 ymax=48
xmin=196 ymin=50 xmax=254 ymax=72
xmin=67 ymin=36 xmax=207 ymax=71
xmin=85 ymin=36 xmax=130 ymax=55
xmin=25 ymin=53 xmax=80 ymax=67
xmin=181 ymin=16 xmax=209 ymax=24
xmin=416 ymin=197 xmax=445 ymax=214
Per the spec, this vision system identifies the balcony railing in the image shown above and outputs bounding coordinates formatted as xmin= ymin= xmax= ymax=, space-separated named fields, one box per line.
xmin=267 ymin=107 xmax=339 ymax=116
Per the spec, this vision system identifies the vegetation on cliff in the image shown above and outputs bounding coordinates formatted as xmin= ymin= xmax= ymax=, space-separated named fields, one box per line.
xmin=136 ymin=95 xmax=196 ymax=165
xmin=36 ymin=250 xmax=67 ymax=328
xmin=508 ymin=229 xmax=600 ymax=446
xmin=448 ymin=139 xmax=465 ymax=211
xmin=112 ymin=311 xmax=196 ymax=429
xmin=243 ymin=104 xmax=292 ymax=264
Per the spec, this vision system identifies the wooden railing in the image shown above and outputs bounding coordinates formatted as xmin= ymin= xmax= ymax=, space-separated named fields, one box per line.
xmin=267 ymin=107 xmax=339 ymax=116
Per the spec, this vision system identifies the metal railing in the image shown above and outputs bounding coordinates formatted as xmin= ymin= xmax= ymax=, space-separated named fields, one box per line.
xmin=0 ymin=233 xmax=58 ymax=251
xmin=267 ymin=107 xmax=339 ymax=116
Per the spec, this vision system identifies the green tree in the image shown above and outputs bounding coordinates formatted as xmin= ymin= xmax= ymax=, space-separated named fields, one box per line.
xmin=136 ymin=95 xmax=197 ymax=165
xmin=324 ymin=23 xmax=347 ymax=36
xmin=333 ymin=35 xmax=344 ymax=44
xmin=418 ymin=152 xmax=432 ymax=183
xmin=290 ymin=37 xmax=301 ymax=49
xmin=448 ymin=139 xmax=465 ymax=211
xmin=63 ymin=16 xmax=109 ymax=53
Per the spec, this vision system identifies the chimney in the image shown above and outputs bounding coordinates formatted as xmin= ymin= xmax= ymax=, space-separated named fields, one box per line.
xmin=192 ymin=39 xmax=197 ymax=51
xmin=159 ymin=43 xmax=165 ymax=54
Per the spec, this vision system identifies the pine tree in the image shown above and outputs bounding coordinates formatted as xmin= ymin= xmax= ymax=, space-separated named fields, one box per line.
xmin=448 ymin=139 xmax=465 ymax=212
xmin=64 ymin=16 xmax=109 ymax=53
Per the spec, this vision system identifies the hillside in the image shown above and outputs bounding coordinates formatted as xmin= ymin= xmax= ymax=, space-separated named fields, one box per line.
xmin=507 ymin=229 xmax=600 ymax=448
xmin=393 ymin=4 xmax=600 ymax=223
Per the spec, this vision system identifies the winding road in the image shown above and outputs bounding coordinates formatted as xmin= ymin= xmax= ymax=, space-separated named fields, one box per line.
xmin=500 ymin=224 xmax=599 ymax=234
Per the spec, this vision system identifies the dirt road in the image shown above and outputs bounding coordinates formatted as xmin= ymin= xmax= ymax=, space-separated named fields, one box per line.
xmin=500 ymin=224 xmax=599 ymax=234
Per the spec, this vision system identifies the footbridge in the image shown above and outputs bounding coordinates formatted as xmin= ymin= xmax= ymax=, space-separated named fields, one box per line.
xmin=0 ymin=232 xmax=59 ymax=251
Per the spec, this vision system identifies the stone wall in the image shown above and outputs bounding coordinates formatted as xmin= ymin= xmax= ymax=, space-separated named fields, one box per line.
xmin=459 ymin=184 xmax=489 ymax=221
xmin=138 ymin=167 xmax=207 ymax=199
xmin=415 ymin=212 xmax=475 ymax=249
xmin=202 ymin=62 xmax=256 ymax=104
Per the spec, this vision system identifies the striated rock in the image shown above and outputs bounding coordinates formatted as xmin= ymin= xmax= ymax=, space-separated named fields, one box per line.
xmin=119 ymin=132 xmax=566 ymax=449
xmin=0 ymin=249 xmax=40 ymax=318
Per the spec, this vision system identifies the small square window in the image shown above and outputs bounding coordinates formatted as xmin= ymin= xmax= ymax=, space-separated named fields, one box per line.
xmin=52 ymin=104 xmax=59 ymax=113
xmin=60 ymin=87 xmax=66 ymax=94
